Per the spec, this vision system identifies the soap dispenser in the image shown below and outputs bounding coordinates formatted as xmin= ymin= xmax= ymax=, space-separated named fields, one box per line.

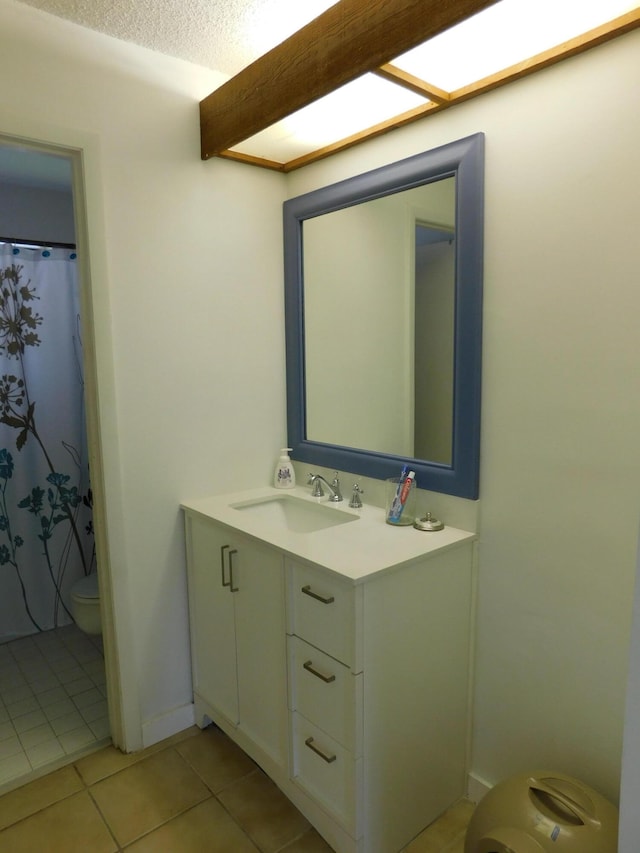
xmin=274 ymin=448 xmax=295 ymax=489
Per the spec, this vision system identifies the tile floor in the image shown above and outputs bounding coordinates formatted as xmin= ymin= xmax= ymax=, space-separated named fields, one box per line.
xmin=0 ymin=723 xmax=474 ymax=851
xmin=0 ymin=623 xmax=109 ymax=790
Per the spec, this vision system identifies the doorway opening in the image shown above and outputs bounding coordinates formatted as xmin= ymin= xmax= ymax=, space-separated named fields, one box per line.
xmin=0 ymin=135 xmax=120 ymax=791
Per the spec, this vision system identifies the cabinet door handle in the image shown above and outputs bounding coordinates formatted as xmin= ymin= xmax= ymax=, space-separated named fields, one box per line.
xmin=228 ymin=549 xmax=239 ymax=592
xmin=301 ymin=584 xmax=334 ymax=605
xmin=303 ymin=660 xmax=336 ymax=683
xmin=220 ymin=545 xmax=230 ymax=587
xmin=304 ymin=736 xmax=336 ymax=763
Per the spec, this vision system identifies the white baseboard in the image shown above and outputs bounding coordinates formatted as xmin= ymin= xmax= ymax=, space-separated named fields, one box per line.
xmin=141 ymin=702 xmax=196 ymax=749
xmin=467 ymin=772 xmax=492 ymax=804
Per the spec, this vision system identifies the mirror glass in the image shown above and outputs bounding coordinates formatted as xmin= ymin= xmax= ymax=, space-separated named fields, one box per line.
xmin=303 ymin=177 xmax=455 ymax=465
xmin=284 ymin=133 xmax=484 ymax=499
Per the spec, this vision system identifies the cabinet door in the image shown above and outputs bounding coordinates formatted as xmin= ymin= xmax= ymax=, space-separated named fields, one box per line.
xmin=234 ymin=537 xmax=287 ymax=767
xmin=186 ymin=514 xmax=239 ymax=726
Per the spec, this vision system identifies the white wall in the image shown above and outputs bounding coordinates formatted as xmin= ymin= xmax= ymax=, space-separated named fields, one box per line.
xmin=0 ymin=0 xmax=287 ymax=745
xmin=287 ymin=30 xmax=640 ymax=805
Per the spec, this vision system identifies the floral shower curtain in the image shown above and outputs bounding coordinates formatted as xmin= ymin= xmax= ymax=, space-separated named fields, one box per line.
xmin=0 ymin=243 xmax=94 ymax=642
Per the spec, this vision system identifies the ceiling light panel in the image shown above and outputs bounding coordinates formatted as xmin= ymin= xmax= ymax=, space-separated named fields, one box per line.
xmin=230 ymin=73 xmax=429 ymax=162
xmin=394 ymin=0 xmax=639 ymax=91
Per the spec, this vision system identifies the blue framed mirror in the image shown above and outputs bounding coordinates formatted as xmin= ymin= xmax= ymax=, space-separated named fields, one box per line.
xmin=284 ymin=133 xmax=484 ymax=499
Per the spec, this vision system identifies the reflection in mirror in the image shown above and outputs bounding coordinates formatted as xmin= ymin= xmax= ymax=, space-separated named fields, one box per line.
xmin=303 ymin=178 xmax=455 ymax=465
xmin=284 ymin=133 xmax=484 ymax=499
xmin=414 ymin=220 xmax=455 ymax=464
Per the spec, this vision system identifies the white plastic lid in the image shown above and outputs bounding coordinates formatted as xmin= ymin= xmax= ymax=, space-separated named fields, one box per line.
xmin=73 ymin=573 xmax=99 ymax=599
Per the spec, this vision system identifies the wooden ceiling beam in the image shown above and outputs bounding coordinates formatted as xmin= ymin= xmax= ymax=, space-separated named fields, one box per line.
xmin=200 ymin=0 xmax=498 ymax=159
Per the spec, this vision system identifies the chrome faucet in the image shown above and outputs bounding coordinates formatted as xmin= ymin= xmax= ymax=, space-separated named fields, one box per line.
xmin=307 ymin=472 xmax=343 ymax=502
xmin=349 ymin=483 xmax=364 ymax=509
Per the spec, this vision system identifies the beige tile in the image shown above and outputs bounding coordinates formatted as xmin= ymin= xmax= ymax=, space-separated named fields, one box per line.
xmin=176 ymin=725 xmax=256 ymax=792
xmin=0 ymin=789 xmax=116 ymax=853
xmin=125 ymin=797 xmax=259 ymax=852
xmin=75 ymin=726 xmax=200 ymax=785
xmin=0 ymin=763 xmax=84 ymax=830
xmin=404 ymin=800 xmax=475 ymax=853
xmin=90 ymin=747 xmax=211 ymax=846
xmin=280 ymin=827 xmax=336 ymax=852
xmin=75 ymin=743 xmax=147 ymax=784
xmin=217 ymin=768 xmax=310 ymax=853
xmin=439 ymin=800 xmax=475 ymax=835
xmin=443 ymin=836 xmax=466 ymax=853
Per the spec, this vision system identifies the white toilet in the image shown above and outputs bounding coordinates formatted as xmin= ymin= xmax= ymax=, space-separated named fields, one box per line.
xmin=70 ymin=572 xmax=101 ymax=635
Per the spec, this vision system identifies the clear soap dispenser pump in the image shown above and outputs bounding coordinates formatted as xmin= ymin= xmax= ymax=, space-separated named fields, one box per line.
xmin=274 ymin=448 xmax=295 ymax=489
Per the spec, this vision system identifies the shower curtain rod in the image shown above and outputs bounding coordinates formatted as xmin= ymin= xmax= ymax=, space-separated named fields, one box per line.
xmin=0 ymin=236 xmax=76 ymax=250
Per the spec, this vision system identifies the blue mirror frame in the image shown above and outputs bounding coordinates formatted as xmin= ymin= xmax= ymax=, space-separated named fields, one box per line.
xmin=283 ymin=133 xmax=484 ymax=499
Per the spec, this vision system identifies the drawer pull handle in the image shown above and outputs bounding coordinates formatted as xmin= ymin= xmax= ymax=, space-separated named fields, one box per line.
xmin=305 ymin=736 xmax=336 ymax=763
xmin=303 ymin=660 xmax=336 ymax=683
xmin=228 ymin=549 xmax=239 ymax=592
xmin=220 ymin=545 xmax=230 ymax=587
xmin=301 ymin=584 xmax=334 ymax=605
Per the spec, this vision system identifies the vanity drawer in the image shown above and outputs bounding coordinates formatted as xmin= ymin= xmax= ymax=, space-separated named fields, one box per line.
xmin=288 ymin=563 xmax=358 ymax=669
xmin=291 ymin=711 xmax=361 ymax=837
xmin=288 ymin=636 xmax=362 ymax=755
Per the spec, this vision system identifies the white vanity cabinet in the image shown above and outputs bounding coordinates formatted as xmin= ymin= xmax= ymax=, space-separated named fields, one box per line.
xmin=184 ymin=511 xmax=288 ymax=774
xmin=182 ymin=488 xmax=475 ymax=853
xmin=285 ymin=545 xmax=474 ymax=853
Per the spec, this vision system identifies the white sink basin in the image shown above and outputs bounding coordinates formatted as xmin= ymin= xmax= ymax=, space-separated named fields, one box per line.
xmin=230 ymin=494 xmax=358 ymax=533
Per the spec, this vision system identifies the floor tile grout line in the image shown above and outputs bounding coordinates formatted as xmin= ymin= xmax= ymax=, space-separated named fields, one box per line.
xmin=156 ymin=743 xmax=270 ymax=851
xmin=0 ymin=740 xmax=113 ymax=823
xmin=204 ymin=785 xmax=265 ymax=853
xmin=79 ymin=743 xmax=224 ymax=850
xmin=0 ymin=726 xmax=467 ymax=852
xmin=85 ymin=783 xmax=128 ymax=852
xmin=0 ymin=766 xmax=87 ymax=838
xmin=0 ymin=624 xmax=108 ymax=790
xmin=273 ymin=826 xmax=317 ymax=853
xmin=115 ymin=791 xmax=215 ymax=851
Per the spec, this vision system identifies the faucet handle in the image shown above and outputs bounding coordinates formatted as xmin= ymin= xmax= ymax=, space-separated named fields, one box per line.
xmin=331 ymin=472 xmax=342 ymax=501
xmin=349 ymin=483 xmax=364 ymax=509
xmin=307 ymin=473 xmax=324 ymax=498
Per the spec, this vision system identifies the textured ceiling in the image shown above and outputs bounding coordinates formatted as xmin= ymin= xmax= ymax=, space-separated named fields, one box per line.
xmin=14 ymin=0 xmax=338 ymax=76
xmin=0 ymin=1 xmax=337 ymax=189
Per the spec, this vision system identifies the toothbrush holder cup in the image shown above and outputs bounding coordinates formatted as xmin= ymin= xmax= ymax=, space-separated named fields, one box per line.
xmin=385 ymin=476 xmax=417 ymax=526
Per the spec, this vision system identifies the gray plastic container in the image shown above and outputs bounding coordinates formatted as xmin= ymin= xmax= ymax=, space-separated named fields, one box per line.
xmin=465 ymin=770 xmax=618 ymax=853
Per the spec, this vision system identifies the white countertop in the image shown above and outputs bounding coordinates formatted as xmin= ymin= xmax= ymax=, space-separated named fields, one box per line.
xmin=181 ymin=486 xmax=475 ymax=583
